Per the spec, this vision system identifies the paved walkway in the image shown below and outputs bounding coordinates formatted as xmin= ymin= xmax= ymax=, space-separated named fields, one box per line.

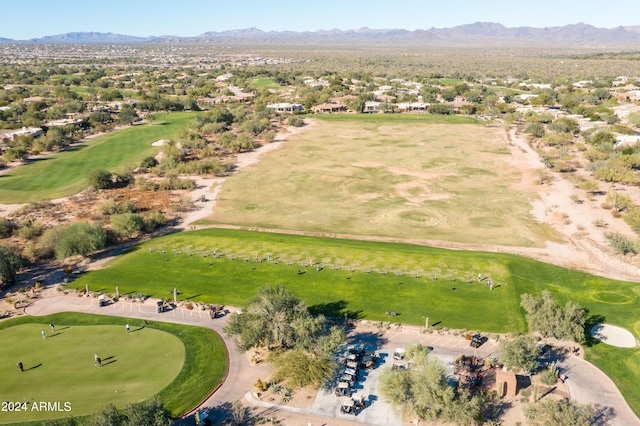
xmin=22 ymin=294 xmax=640 ymax=426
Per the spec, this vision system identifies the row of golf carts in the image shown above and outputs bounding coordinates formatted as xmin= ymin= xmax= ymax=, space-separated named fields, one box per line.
xmin=335 ymin=344 xmax=377 ymax=415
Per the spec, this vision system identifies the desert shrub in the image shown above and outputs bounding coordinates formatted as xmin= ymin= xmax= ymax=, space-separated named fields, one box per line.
xmin=3 ymin=147 xmax=28 ymax=162
xmin=158 ymin=177 xmax=196 ymax=190
xmin=140 ymin=156 xmax=158 ymax=169
xmin=111 ymin=213 xmax=145 ymax=238
xmin=604 ymin=232 xmax=636 ymax=254
xmin=535 ymin=168 xmax=553 ymax=185
xmin=254 ymin=378 xmax=267 ymax=392
xmin=88 ymin=169 xmax=113 ymax=190
xmin=262 ymin=130 xmax=277 ymax=143
xmin=135 ymin=176 xmax=157 ymax=191
xmin=16 ymin=221 xmax=44 ymax=240
xmin=174 ymin=159 xmax=229 ymax=175
xmin=144 ymin=210 xmax=167 ymax=231
xmin=241 ymin=117 xmax=270 ymax=135
xmin=549 ymin=117 xmax=579 ymax=134
xmin=288 ymin=116 xmax=304 ymax=127
xmin=99 ymin=200 xmax=137 ymax=216
xmin=609 ymin=124 xmax=636 ymax=135
xmin=201 ymin=122 xmax=227 ymax=134
xmin=428 ymin=103 xmax=454 ymax=115
xmin=0 ymin=244 xmax=28 ymax=284
xmin=538 ymin=362 xmax=559 ymax=385
xmin=0 ymin=217 xmax=14 ymax=238
xmin=623 ymin=207 xmax=640 ymax=231
xmin=588 ymin=129 xmax=615 ymax=145
xmin=606 ymin=190 xmax=634 ymax=211
xmin=540 ymin=133 xmax=573 ymax=146
xmin=628 ymin=111 xmax=640 ymax=127
xmin=525 ymin=399 xmax=596 ymax=426
xmin=39 ymin=221 xmax=107 ymax=260
xmin=173 ymin=196 xmax=195 ymax=212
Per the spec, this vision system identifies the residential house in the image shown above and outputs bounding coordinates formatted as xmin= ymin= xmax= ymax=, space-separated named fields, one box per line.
xmin=266 ymin=103 xmax=304 ymax=114
xmin=312 ymin=102 xmax=347 ymax=114
xmin=364 ymin=101 xmax=381 ymax=113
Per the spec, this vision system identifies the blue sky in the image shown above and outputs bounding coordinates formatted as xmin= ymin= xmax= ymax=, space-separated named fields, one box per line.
xmin=2 ymin=0 xmax=638 ymax=39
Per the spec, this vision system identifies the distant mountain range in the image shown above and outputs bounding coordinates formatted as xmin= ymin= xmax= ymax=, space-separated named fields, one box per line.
xmin=3 ymin=23 xmax=640 ymax=47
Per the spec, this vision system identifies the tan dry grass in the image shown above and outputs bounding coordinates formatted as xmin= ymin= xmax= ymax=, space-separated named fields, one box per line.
xmin=208 ymin=119 xmax=561 ymax=247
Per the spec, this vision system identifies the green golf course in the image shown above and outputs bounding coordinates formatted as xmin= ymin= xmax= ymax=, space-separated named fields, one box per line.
xmin=69 ymin=228 xmax=640 ymax=416
xmin=0 ymin=112 xmax=198 ymax=203
xmin=0 ymin=313 xmax=226 ymax=424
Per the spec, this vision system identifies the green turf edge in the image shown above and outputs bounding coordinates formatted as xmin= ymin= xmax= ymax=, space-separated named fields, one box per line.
xmin=68 ymin=228 xmax=640 ymax=418
xmin=308 ymin=112 xmax=480 ymax=124
xmin=0 ymin=312 xmax=226 ymax=425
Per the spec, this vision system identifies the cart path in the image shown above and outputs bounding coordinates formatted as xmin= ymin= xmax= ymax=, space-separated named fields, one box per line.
xmin=22 ymin=295 xmax=640 ymax=426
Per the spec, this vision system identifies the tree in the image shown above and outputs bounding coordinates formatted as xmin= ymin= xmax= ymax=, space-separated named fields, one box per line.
xmin=520 ymin=291 xmax=585 ymax=341
xmin=428 ymin=103 xmax=454 ymax=115
xmin=224 ymin=284 xmax=310 ymax=351
xmin=85 ymin=403 xmax=122 ymax=426
xmin=230 ymin=400 xmax=246 ymax=426
xmin=120 ymin=398 xmax=171 ymax=426
xmin=346 ymin=97 xmax=365 ymax=113
xmin=118 ymin=104 xmax=138 ymax=125
xmin=88 ymin=169 xmax=113 ymax=190
xmin=52 ymin=398 xmax=170 ymax=426
xmin=0 ymin=245 xmax=27 ymax=285
xmin=89 ymin=111 xmax=111 ymax=126
xmin=498 ymin=334 xmax=539 ymax=373
xmin=379 ymin=344 xmax=496 ymax=425
xmin=225 ymin=285 xmax=345 ymax=389
xmin=524 ymin=399 xmax=596 ymax=426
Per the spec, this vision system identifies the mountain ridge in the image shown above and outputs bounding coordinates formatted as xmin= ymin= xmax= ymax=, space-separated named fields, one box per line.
xmin=3 ymin=23 xmax=640 ymax=46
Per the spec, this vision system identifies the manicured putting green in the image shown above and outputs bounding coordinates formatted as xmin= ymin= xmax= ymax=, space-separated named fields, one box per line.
xmin=0 ymin=323 xmax=184 ymax=424
xmin=0 ymin=313 xmax=227 ymax=425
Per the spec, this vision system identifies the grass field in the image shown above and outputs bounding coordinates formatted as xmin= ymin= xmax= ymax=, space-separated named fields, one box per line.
xmin=68 ymin=228 xmax=640 ymax=415
xmin=0 ymin=112 xmax=198 ymax=203
xmin=207 ymin=115 xmax=560 ymax=247
xmin=248 ymin=77 xmax=281 ymax=90
xmin=0 ymin=313 xmax=226 ymax=424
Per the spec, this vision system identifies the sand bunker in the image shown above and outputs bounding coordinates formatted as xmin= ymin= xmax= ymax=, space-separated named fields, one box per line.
xmin=591 ymin=324 xmax=637 ymax=348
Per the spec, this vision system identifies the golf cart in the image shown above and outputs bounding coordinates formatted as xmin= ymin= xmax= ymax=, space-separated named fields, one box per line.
xmin=340 ymin=397 xmax=356 ymax=415
xmin=393 ymin=347 xmax=406 ymax=360
xmin=335 ymin=381 xmax=351 ymax=396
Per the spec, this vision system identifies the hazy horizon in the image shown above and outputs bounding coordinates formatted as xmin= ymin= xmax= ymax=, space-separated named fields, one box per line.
xmin=2 ymin=0 xmax=638 ymax=40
